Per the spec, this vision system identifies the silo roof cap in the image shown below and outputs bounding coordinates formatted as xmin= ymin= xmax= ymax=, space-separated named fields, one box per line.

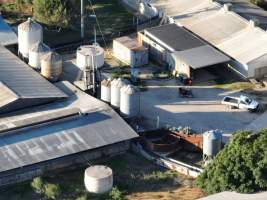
xmin=85 ymin=165 xmax=112 ymax=179
xmin=120 ymin=84 xmax=139 ymax=94
xmin=41 ymin=51 xmax=62 ymax=62
xmin=18 ymin=18 xmax=42 ymax=31
xmin=30 ymin=42 xmax=50 ymax=52
xmin=111 ymin=78 xmax=127 ymax=88
xmin=101 ymin=79 xmax=112 ymax=87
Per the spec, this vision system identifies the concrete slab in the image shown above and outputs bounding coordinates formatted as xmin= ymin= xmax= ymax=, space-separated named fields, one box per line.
xmin=199 ymin=191 xmax=267 ymax=200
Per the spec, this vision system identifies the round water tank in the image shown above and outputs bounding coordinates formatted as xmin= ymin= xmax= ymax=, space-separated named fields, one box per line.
xmin=120 ymin=85 xmax=140 ymax=118
xmin=203 ymin=130 xmax=222 ymax=157
xmin=84 ymin=165 xmax=113 ymax=194
xmin=18 ymin=18 xmax=43 ymax=58
xmin=76 ymin=45 xmax=104 ymax=70
xmin=29 ymin=43 xmax=50 ymax=70
xmin=41 ymin=52 xmax=62 ymax=82
xmin=101 ymin=79 xmax=112 ymax=103
xmin=111 ymin=78 xmax=127 ymax=108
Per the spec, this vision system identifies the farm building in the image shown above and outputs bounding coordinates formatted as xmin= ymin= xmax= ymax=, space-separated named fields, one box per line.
xmin=113 ymin=36 xmax=149 ymax=67
xmin=126 ymin=0 xmax=267 ymax=78
xmin=139 ymin=24 xmax=230 ymax=77
xmin=0 ymin=44 xmax=138 ymax=186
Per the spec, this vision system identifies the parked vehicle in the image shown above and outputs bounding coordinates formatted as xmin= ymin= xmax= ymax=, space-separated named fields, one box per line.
xmin=221 ymin=95 xmax=259 ymax=112
xmin=179 ymin=87 xmax=193 ymax=98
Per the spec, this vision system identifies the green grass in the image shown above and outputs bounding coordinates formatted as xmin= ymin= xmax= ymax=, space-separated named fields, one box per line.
xmin=214 ymin=82 xmax=255 ymax=91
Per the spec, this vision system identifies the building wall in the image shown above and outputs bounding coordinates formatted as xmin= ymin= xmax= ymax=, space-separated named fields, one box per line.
xmin=0 ymin=141 xmax=131 ymax=187
xmin=248 ymin=54 xmax=267 ymax=78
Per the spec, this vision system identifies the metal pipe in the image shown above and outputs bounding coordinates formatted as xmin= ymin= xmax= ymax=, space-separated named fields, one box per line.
xmin=81 ymin=0 xmax=85 ymax=40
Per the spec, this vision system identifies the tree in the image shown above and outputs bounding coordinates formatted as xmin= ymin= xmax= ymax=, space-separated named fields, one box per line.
xmin=44 ymin=183 xmax=61 ymax=200
xmin=32 ymin=0 xmax=70 ymax=27
xmin=196 ymin=129 xmax=267 ymax=194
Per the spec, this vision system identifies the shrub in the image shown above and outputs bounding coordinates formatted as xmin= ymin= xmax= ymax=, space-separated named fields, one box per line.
xmin=196 ymin=130 xmax=267 ymax=194
xmin=43 ymin=183 xmax=61 ymax=200
xmin=31 ymin=177 xmax=44 ymax=196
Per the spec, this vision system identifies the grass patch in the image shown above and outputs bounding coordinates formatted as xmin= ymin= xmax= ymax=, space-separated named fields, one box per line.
xmin=214 ymin=82 xmax=255 ymax=91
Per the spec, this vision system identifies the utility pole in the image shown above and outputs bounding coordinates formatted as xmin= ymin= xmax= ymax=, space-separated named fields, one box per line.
xmin=81 ymin=0 xmax=85 ymax=41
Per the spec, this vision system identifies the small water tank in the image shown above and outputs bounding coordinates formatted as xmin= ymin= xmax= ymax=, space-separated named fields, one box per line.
xmin=76 ymin=45 xmax=105 ymax=70
xmin=101 ymin=79 xmax=112 ymax=103
xmin=29 ymin=43 xmax=50 ymax=69
xmin=41 ymin=52 xmax=62 ymax=82
xmin=84 ymin=165 xmax=113 ymax=194
xmin=111 ymin=78 xmax=127 ymax=108
xmin=120 ymin=85 xmax=140 ymax=117
xmin=203 ymin=130 xmax=222 ymax=157
xmin=18 ymin=18 xmax=43 ymax=58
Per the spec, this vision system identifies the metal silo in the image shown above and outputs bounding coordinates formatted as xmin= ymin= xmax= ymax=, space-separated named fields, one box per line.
xmin=76 ymin=45 xmax=105 ymax=70
xmin=41 ymin=51 xmax=62 ymax=82
xmin=101 ymin=79 xmax=112 ymax=103
xmin=203 ymin=130 xmax=222 ymax=158
xmin=18 ymin=18 xmax=43 ymax=58
xmin=110 ymin=78 xmax=127 ymax=108
xmin=29 ymin=42 xmax=50 ymax=70
xmin=120 ymin=84 xmax=140 ymax=118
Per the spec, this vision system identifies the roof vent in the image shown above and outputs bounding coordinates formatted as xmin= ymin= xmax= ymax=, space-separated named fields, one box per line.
xmin=223 ymin=3 xmax=232 ymax=12
xmin=249 ymin=19 xmax=258 ymax=29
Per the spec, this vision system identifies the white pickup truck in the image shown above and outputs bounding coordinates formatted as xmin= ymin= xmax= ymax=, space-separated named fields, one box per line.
xmin=221 ymin=95 xmax=259 ymax=112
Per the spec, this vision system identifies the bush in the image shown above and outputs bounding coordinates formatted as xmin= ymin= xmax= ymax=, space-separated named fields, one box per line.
xmin=108 ymin=187 xmax=125 ymax=200
xmin=196 ymin=130 xmax=267 ymax=194
xmin=31 ymin=177 xmax=44 ymax=196
xmin=43 ymin=183 xmax=61 ymax=200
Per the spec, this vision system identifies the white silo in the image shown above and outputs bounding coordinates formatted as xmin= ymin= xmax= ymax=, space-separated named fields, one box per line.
xmin=29 ymin=43 xmax=50 ymax=70
xmin=76 ymin=45 xmax=105 ymax=70
xmin=111 ymin=78 xmax=127 ymax=108
xmin=120 ymin=85 xmax=140 ymax=118
xmin=84 ymin=165 xmax=113 ymax=194
xmin=101 ymin=79 xmax=112 ymax=103
xmin=18 ymin=18 xmax=43 ymax=58
xmin=203 ymin=130 xmax=222 ymax=158
xmin=41 ymin=51 xmax=62 ymax=82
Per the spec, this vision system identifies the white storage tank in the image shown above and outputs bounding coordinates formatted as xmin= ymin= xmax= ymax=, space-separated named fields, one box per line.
xmin=29 ymin=43 xmax=50 ymax=69
xmin=101 ymin=79 xmax=112 ymax=103
xmin=18 ymin=18 xmax=43 ymax=58
xmin=203 ymin=130 xmax=222 ymax=157
xmin=76 ymin=45 xmax=105 ymax=70
xmin=111 ymin=78 xmax=127 ymax=108
xmin=41 ymin=51 xmax=62 ymax=82
xmin=120 ymin=84 xmax=140 ymax=118
xmin=84 ymin=165 xmax=113 ymax=194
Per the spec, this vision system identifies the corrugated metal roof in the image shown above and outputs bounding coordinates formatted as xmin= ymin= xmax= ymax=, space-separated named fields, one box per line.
xmin=0 ymin=45 xmax=67 ymax=113
xmin=150 ymin=0 xmax=267 ymax=66
xmin=0 ymin=16 xmax=17 ymax=46
xmin=145 ymin=24 xmax=204 ymax=51
xmin=173 ymin=45 xmax=230 ymax=69
xmin=0 ymin=81 xmax=138 ymax=173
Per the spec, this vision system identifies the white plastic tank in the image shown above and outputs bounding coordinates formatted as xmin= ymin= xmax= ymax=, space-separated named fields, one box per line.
xmin=76 ymin=45 xmax=105 ymax=70
xmin=84 ymin=165 xmax=113 ymax=194
xmin=120 ymin=85 xmax=140 ymax=117
xmin=41 ymin=51 xmax=62 ymax=82
xmin=29 ymin=43 xmax=50 ymax=69
xmin=111 ymin=78 xmax=127 ymax=108
xmin=18 ymin=18 xmax=43 ymax=58
xmin=101 ymin=79 xmax=112 ymax=103
xmin=203 ymin=130 xmax=222 ymax=157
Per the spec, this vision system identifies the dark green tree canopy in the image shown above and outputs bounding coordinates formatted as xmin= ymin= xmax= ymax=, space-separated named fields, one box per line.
xmin=196 ymin=130 xmax=267 ymax=194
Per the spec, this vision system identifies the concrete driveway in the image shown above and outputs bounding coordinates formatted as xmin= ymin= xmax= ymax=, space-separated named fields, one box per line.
xmin=140 ymin=82 xmax=260 ymax=136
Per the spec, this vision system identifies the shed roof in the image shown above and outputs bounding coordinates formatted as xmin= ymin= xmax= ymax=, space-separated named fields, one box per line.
xmin=144 ymin=24 xmax=204 ymax=51
xmin=0 ymin=81 xmax=138 ymax=173
xmin=0 ymin=45 xmax=67 ymax=113
xmin=0 ymin=16 xmax=17 ymax=46
xmin=173 ymin=45 xmax=230 ymax=69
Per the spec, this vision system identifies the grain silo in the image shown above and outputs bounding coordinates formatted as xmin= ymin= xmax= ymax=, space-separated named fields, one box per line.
xmin=101 ymin=79 xmax=112 ymax=103
xmin=29 ymin=43 xmax=50 ymax=70
xmin=111 ymin=78 xmax=127 ymax=108
xmin=84 ymin=165 xmax=113 ymax=194
xmin=120 ymin=85 xmax=140 ymax=118
xmin=18 ymin=18 xmax=43 ymax=58
xmin=203 ymin=130 xmax=222 ymax=162
xmin=76 ymin=45 xmax=105 ymax=70
xmin=41 ymin=52 xmax=62 ymax=82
